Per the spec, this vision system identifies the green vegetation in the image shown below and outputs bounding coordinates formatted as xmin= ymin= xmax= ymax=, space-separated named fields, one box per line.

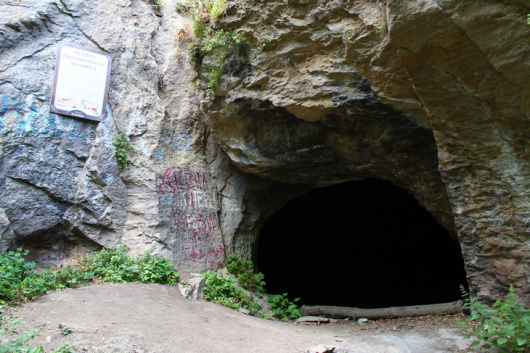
xmin=268 ymin=293 xmax=302 ymax=322
xmin=0 ymin=246 xmax=179 ymax=352
xmin=0 ymin=315 xmax=76 ymax=353
xmin=342 ymin=29 xmax=356 ymax=40
xmin=460 ymin=285 xmax=530 ymax=352
xmin=59 ymin=326 xmax=71 ymax=336
xmin=375 ymin=18 xmax=387 ymax=34
xmin=202 ymin=271 xmax=263 ymax=316
xmin=202 ymin=255 xmax=301 ymax=321
xmin=208 ymin=0 xmax=227 ymax=22
xmin=87 ymin=245 xmax=180 ymax=285
xmin=113 ymin=131 xmax=132 ymax=169
xmin=190 ymin=29 xmax=248 ymax=91
xmin=0 ymin=245 xmax=179 ymax=305
xmin=226 ymin=254 xmax=266 ymax=293
xmin=177 ymin=0 xmax=248 ymax=92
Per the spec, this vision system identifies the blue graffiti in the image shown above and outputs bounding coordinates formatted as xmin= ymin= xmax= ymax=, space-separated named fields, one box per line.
xmin=161 ymin=131 xmax=194 ymax=155
xmin=155 ymin=151 xmax=165 ymax=157
xmin=0 ymin=96 xmax=92 ymax=140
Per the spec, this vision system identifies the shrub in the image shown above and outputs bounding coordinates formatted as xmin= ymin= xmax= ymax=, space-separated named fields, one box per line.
xmin=268 ymin=293 xmax=302 ymax=322
xmin=208 ymin=0 xmax=226 ymax=22
xmin=0 ymin=246 xmax=179 ymax=304
xmin=203 ymin=256 xmax=302 ymax=321
xmin=460 ymin=285 xmax=530 ymax=352
xmin=202 ymin=271 xmax=262 ymax=315
xmin=87 ymin=245 xmax=179 ymax=285
xmin=227 ymin=254 xmax=266 ymax=293
xmin=0 ymin=249 xmax=55 ymax=303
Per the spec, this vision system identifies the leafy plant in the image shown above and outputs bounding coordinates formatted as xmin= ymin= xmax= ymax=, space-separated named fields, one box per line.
xmin=460 ymin=285 xmax=530 ymax=352
xmin=208 ymin=0 xmax=226 ymax=22
xmin=375 ymin=19 xmax=387 ymax=34
xmin=0 ymin=316 xmax=43 ymax=353
xmin=179 ymin=0 xmax=247 ymax=92
xmin=342 ymin=29 xmax=356 ymax=40
xmin=0 ymin=316 xmax=76 ymax=353
xmin=113 ymin=131 xmax=132 ymax=169
xmin=268 ymin=293 xmax=302 ymax=322
xmin=0 ymin=246 xmax=179 ymax=304
xmin=256 ymin=36 xmax=273 ymax=51
xmin=52 ymin=343 xmax=76 ymax=353
xmin=87 ymin=245 xmax=179 ymax=285
xmin=0 ymin=249 xmax=59 ymax=303
xmin=190 ymin=29 xmax=248 ymax=91
xmin=202 ymin=271 xmax=262 ymax=316
xmin=203 ymin=256 xmax=302 ymax=321
xmin=227 ymin=254 xmax=266 ymax=293
xmin=60 ymin=326 xmax=71 ymax=336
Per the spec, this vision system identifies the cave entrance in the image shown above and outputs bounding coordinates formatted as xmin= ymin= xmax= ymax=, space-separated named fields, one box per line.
xmin=257 ymin=179 xmax=468 ymax=309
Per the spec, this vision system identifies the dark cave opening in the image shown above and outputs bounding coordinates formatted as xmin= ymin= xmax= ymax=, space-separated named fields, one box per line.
xmin=257 ymin=179 xmax=468 ymax=309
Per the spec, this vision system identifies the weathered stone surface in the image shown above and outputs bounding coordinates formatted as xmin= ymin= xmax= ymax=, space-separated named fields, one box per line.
xmin=194 ymin=0 xmax=530 ymax=303
xmin=0 ymin=0 xmax=221 ymax=271
xmin=178 ymin=275 xmax=206 ymax=301
xmin=1 ymin=0 xmax=529 ymax=306
xmin=0 ymin=0 xmax=293 ymax=275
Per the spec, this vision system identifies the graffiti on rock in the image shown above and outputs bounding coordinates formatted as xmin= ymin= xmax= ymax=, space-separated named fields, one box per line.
xmin=0 ymin=96 xmax=95 ymax=141
xmin=154 ymin=131 xmax=195 ymax=165
xmin=158 ymin=167 xmax=224 ymax=270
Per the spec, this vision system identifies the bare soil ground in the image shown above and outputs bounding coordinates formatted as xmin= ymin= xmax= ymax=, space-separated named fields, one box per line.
xmin=4 ymin=283 xmax=485 ymax=353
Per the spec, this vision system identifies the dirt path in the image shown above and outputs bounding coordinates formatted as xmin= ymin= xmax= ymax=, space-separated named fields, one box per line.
xmin=5 ymin=283 xmax=483 ymax=353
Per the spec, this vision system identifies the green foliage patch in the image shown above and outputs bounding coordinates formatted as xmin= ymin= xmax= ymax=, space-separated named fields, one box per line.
xmin=0 ymin=315 xmax=76 ymax=353
xmin=375 ymin=19 xmax=387 ymax=34
xmin=267 ymin=293 xmax=302 ymax=322
xmin=0 ymin=246 xmax=179 ymax=352
xmin=190 ymin=29 xmax=248 ymax=91
xmin=87 ymin=245 xmax=179 ymax=285
xmin=226 ymin=254 xmax=266 ymax=293
xmin=202 ymin=255 xmax=301 ymax=321
xmin=113 ymin=131 xmax=132 ymax=169
xmin=460 ymin=285 xmax=530 ymax=352
xmin=0 ymin=246 xmax=179 ymax=305
xmin=177 ymin=0 xmax=247 ymax=92
xmin=202 ymin=271 xmax=262 ymax=316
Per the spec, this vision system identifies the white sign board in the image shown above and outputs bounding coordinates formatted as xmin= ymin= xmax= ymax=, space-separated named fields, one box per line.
xmin=50 ymin=44 xmax=112 ymax=122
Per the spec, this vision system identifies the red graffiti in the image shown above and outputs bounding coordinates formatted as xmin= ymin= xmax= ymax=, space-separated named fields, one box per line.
xmin=172 ymin=209 xmax=219 ymax=233
xmin=184 ymin=246 xmax=205 ymax=262
xmin=162 ymin=167 xmax=222 ymax=268
xmin=208 ymin=245 xmax=224 ymax=258
xmin=159 ymin=168 xmax=209 ymax=194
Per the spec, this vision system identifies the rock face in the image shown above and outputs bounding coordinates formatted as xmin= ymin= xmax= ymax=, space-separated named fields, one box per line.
xmin=0 ymin=0 xmax=301 ymax=274
xmin=194 ymin=0 xmax=530 ymax=303
xmin=1 ymin=0 xmax=529 ymax=305
xmin=0 ymin=0 xmax=217 ymax=270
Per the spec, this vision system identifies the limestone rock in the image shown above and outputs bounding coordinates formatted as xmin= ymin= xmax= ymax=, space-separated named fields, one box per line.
xmin=1 ymin=0 xmax=529 ymax=307
xmin=194 ymin=0 xmax=530 ymax=303
xmin=178 ymin=275 xmax=206 ymax=301
xmin=0 ymin=0 xmax=235 ymax=272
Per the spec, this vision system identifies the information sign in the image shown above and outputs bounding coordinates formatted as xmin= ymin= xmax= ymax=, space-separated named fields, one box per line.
xmin=50 ymin=44 xmax=112 ymax=122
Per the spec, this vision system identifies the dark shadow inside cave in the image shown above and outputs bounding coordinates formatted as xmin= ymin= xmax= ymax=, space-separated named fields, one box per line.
xmin=257 ymin=179 xmax=468 ymax=309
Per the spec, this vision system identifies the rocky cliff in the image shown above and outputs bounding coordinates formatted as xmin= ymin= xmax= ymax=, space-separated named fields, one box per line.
xmin=194 ymin=0 xmax=530 ymax=303
xmin=1 ymin=0 xmax=529 ymax=304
